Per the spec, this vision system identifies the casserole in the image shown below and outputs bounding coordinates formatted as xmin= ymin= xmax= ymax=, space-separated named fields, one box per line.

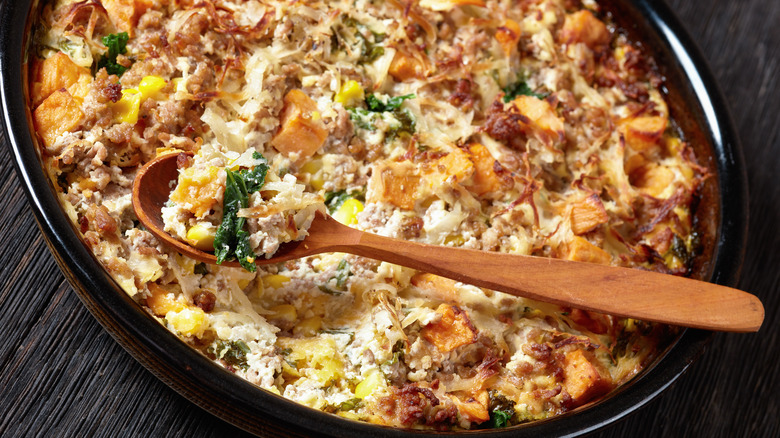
xmin=0 ymin=0 xmax=748 ymax=432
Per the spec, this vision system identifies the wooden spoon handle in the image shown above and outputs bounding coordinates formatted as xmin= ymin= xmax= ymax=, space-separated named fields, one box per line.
xmin=324 ymin=227 xmax=763 ymax=332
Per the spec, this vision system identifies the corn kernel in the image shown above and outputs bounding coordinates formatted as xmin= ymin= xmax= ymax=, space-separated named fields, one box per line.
xmin=138 ymin=75 xmax=167 ymax=100
xmin=167 ymin=306 xmax=207 ymax=337
xmin=334 ymin=80 xmax=364 ymax=107
xmin=263 ymin=274 xmax=291 ymax=289
xmin=293 ymin=316 xmax=322 ymax=337
xmin=270 ymin=304 xmax=298 ymax=323
xmin=300 ymin=159 xmax=323 ymax=175
xmin=332 ymin=198 xmax=364 ymax=226
xmin=300 ymin=159 xmax=325 ymax=190
xmin=186 ymin=224 xmax=215 ymax=251
xmin=355 ymin=369 xmax=385 ymax=399
xmin=444 ymin=234 xmax=465 ymax=246
xmin=114 ymin=89 xmax=141 ymax=124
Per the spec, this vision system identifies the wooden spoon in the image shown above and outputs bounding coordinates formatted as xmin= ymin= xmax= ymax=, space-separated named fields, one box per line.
xmin=132 ymin=152 xmax=764 ymax=332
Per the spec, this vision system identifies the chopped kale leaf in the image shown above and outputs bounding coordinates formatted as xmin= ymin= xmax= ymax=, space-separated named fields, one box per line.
xmin=95 ymin=32 xmax=130 ymax=76
xmin=211 ymin=339 xmax=251 ymax=370
xmin=324 ymin=188 xmax=365 ymax=213
xmin=214 ymin=152 xmax=270 ymax=271
xmin=365 ymin=93 xmax=415 ymax=112
xmin=502 ymin=77 xmax=546 ymax=102
xmin=318 ymin=285 xmax=345 ymax=295
xmin=333 ymin=259 xmax=352 ymax=288
xmin=488 ymin=390 xmax=516 ymax=428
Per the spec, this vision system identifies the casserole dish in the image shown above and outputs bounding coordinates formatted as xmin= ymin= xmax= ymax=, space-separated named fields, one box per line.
xmin=0 ymin=0 xmax=748 ymax=435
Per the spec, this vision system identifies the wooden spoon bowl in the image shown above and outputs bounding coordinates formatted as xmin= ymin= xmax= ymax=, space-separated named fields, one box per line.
xmin=133 ymin=152 xmax=764 ymax=332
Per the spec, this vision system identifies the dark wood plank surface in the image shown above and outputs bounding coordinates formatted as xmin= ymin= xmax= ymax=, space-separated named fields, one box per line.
xmin=1 ymin=0 xmax=777 ymax=436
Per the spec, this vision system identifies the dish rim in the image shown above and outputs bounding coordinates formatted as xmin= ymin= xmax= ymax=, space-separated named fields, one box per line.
xmin=0 ymin=0 xmax=748 ymax=436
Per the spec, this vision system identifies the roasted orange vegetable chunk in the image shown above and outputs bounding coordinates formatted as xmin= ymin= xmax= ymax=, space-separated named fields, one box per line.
xmin=423 ymin=148 xmax=474 ymax=188
xmin=411 ymin=273 xmax=459 ymax=303
xmin=170 ymin=165 xmax=222 ymax=218
xmin=271 ymin=89 xmax=328 ymax=162
xmin=559 ymin=10 xmax=610 ymax=51
xmin=421 ymin=304 xmax=477 ymax=353
xmin=562 ymin=349 xmax=614 ymax=405
xmin=564 ymin=236 xmax=612 ymax=264
xmin=389 ymin=51 xmax=426 ymax=82
xmin=33 ymin=89 xmax=84 ymax=149
xmin=367 ymin=161 xmax=421 ymax=210
xmin=465 ymin=143 xmax=507 ymax=196
xmin=570 ymin=194 xmax=609 ymax=235
xmin=452 ymin=392 xmax=490 ymax=423
xmin=495 ymin=19 xmax=521 ymax=57
xmin=31 ymin=52 xmax=92 ymax=108
xmin=102 ymin=0 xmax=152 ymax=36
xmin=146 ymin=284 xmax=185 ymax=316
xmin=620 ymin=116 xmax=667 ymax=152
xmin=512 ymin=95 xmax=564 ymax=143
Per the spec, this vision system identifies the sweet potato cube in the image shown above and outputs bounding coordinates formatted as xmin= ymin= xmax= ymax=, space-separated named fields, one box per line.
xmin=102 ymin=0 xmax=151 ymax=36
xmin=453 ymin=393 xmax=490 ymax=423
xmin=570 ymin=194 xmax=609 ymax=235
xmin=33 ymin=89 xmax=84 ymax=149
xmin=512 ymin=95 xmax=564 ymax=142
xmin=389 ymin=51 xmax=426 ymax=82
xmin=367 ymin=161 xmax=420 ymax=210
xmin=31 ymin=52 xmax=92 ymax=107
xmin=411 ymin=273 xmax=459 ymax=303
xmin=146 ymin=284 xmax=185 ymax=316
xmin=465 ymin=143 xmax=506 ymax=196
xmin=423 ymin=148 xmax=474 ymax=189
xmin=620 ymin=116 xmax=667 ymax=152
xmin=495 ymin=19 xmax=521 ymax=57
xmin=634 ymin=164 xmax=675 ymax=198
xmin=564 ymin=236 xmax=612 ymax=265
xmin=270 ymin=89 xmax=328 ymax=163
xmin=170 ymin=165 xmax=222 ymax=218
xmin=562 ymin=349 xmax=613 ymax=405
xmin=559 ymin=10 xmax=610 ymax=51
xmin=421 ymin=304 xmax=477 ymax=353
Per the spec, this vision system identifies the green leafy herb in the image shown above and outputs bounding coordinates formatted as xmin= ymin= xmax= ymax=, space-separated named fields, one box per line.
xmin=194 ymin=262 xmax=209 ymax=275
xmin=324 ymin=189 xmax=365 ymax=213
xmin=384 ymin=339 xmax=406 ymax=366
xmin=318 ymin=285 xmax=345 ymax=296
xmin=669 ymin=234 xmax=692 ymax=266
xmin=334 ymin=16 xmax=386 ymax=64
xmin=491 ymin=410 xmax=512 ymax=428
xmin=95 ymin=32 xmax=130 ymax=76
xmin=320 ymin=328 xmax=355 ymax=344
xmin=502 ymin=77 xmax=546 ymax=102
xmin=346 ymin=108 xmax=376 ymax=130
xmin=333 ymin=259 xmax=352 ymax=288
xmin=365 ymin=93 xmax=415 ymax=112
xmin=338 ymin=398 xmax=363 ymax=411
xmin=386 ymin=108 xmax=416 ymax=139
xmin=488 ymin=390 xmax=516 ymax=428
xmin=213 ymin=152 xmax=270 ymax=271
xmin=211 ymin=340 xmax=251 ymax=370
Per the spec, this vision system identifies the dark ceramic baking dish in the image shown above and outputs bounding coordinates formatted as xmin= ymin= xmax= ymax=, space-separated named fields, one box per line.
xmin=0 ymin=0 xmax=748 ymax=436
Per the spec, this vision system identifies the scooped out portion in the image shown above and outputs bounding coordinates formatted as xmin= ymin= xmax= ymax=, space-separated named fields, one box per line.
xmin=162 ymin=148 xmax=324 ymax=270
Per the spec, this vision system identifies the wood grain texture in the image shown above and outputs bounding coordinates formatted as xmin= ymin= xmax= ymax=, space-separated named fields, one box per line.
xmin=1 ymin=1 xmax=777 ymax=437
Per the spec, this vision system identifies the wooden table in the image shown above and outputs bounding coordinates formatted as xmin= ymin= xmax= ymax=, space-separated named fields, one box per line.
xmin=1 ymin=1 xmax=777 ymax=436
